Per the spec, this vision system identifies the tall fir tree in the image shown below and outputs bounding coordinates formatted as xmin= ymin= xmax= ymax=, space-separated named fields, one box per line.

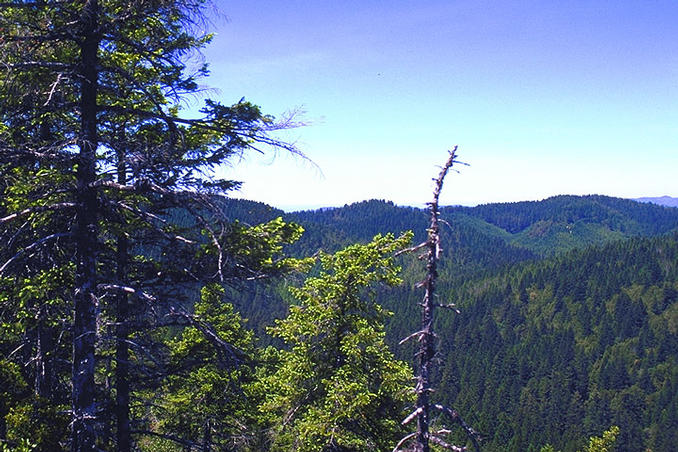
xmin=0 ymin=1 xmax=303 ymax=450
xmin=258 ymin=232 xmax=414 ymax=452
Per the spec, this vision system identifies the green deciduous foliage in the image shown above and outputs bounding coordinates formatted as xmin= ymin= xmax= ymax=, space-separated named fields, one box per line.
xmin=585 ymin=426 xmax=620 ymax=452
xmin=258 ymin=232 xmax=415 ymax=451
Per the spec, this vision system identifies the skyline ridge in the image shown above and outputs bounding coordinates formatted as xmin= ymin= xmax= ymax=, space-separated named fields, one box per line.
xmin=230 ymin=193 xmax=678 ymax=213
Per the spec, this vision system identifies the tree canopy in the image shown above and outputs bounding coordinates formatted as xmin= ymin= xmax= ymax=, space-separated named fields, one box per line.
xmin=0 ymin=1 xmax=304 ymax=450
xmin=258 ymin=233 xmax=414 ymax=451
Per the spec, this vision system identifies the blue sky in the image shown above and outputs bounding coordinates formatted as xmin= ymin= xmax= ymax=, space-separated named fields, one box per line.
xmin=200 ymin=0 xmax=678 ymax=211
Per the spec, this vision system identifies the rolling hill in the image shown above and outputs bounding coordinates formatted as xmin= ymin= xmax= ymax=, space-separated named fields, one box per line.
xmin=218 ymin=194 xmax=678 ymax=451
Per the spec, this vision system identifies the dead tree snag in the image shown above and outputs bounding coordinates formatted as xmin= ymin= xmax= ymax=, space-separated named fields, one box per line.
xmin=395 ymin=147 xmax=481 ymax=452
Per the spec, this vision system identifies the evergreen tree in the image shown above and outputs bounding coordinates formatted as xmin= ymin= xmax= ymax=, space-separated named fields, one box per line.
xmin=539 ymin=425 xmax=619 ymax=452
xmin=149 ymin=284 xmax=256 ymax=451
xmin=0 ymin=1 xmax=303 ymax=449
xmin=258 ymin=233 xmax=414 ymax=451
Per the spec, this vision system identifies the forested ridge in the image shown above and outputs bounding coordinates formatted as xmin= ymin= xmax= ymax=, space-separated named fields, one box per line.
xmin=223 ymin=196 xmax=678 ymax=452
xmin=434 ymin=231 xmax=678 ymax=451
xmin=4 ymin=171 xmax=678 ymax=451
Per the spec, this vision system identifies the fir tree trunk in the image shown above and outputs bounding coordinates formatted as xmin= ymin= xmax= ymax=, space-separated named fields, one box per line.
xmin=115 ymin=150 xmax=131 ymax=452
xmin=35 ymin=307 xmax=55 ymax=400
xmin=202 ymin=420 xmax=212 ymax=452
xmin=72 ymin=1 xmax=100 ymax=450
xmin=115 ymin=253 xmax=130 ymax=452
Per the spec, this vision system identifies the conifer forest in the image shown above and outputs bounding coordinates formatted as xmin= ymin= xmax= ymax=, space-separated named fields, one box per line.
xmin=1 ymin=1 xmax=678 ymax=451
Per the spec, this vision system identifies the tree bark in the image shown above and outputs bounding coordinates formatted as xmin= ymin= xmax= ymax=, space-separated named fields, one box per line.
xmin=36 ymin=306 xmax=55 ymax=400
xmin=413 ymin=168 xmax=446 ymax=452
xmin=202 ymin=419 xmax=211 ymax=452
xmin=115 ymin=148 xmax=131 ymax=452
xmin=72 ymin=1 xmax=100 ymax=450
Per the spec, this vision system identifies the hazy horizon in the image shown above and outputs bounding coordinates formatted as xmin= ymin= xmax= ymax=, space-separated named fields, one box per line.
xmin=199 ymin=1 xmax=677 ymax=208
xmin=228 ymin=193 xmax=678 ymax=214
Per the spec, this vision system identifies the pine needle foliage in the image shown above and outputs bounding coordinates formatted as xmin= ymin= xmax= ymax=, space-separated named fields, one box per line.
xmin=258 ymin=232 xmax=415 ymax=452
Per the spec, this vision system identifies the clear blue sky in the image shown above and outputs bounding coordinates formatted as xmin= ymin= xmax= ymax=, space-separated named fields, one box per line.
xmin=200 ymin=0 xmax=678 ymax=211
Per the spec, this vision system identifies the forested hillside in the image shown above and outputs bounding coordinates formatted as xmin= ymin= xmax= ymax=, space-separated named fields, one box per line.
xmin=3 ymin=178 xmax=678 ymax=450
xmin=278 ymin=195 xmax=678 ymax=263
xmin=446 ymin=195 xmax=678 ymax=255
xmin=635 ymin=196 xmax=678 ymax=208
xmin=434 ymin=232 xmax=678 ymax=451
xmin=224 ymin=195 xmax=678 ymax=452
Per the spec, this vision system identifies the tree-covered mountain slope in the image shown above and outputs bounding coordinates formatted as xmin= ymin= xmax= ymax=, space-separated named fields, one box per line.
xmin=218 ymin=195 xmax=678 ymax=452
xmin=286 ymin=199 xmax=537 ymax=283
xmin=445 ymin=194 xmax=678 ymax=256
xmin=433 ymin=231 xmax=678 ymax=452
xmin=217 ymin=195 xmax=678 ymax=340
xmin=217 ymin=195 xmax=678 ymax=265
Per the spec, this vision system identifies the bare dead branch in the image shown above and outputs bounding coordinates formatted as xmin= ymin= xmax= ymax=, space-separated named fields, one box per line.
xmin=167 ymin=307 xmax=248 ymax=368
xmin=89 ymin=180 xmax=141 ymax=191
xmin=0 ymin=202 xmax=76 ymax=224
xmin=429 ymin=435 xmax=465 ymax=451
xmin=402 ymin=407 xmax=424 ymax=426
xmin=97 ymin=284 xmax=157 ymax=302
xmin=395 ymin=241 xmax=427 ymax=257
xmin=0 ymin=232 xmax=71 ymax=274
xmin=44 ymin=73 xmax=65 ymax=106
xmin=399 ymin=330 xmax=426 ymax=345
xmin=433 ymin=404 xmax=482 ymax=452
xmin=113 ymin=201 xmax=197 ymax=245
xmin=434 ymin=303 xmax=461 ymax=314
xmin=392 ymin=432 xmax=418 ymax=452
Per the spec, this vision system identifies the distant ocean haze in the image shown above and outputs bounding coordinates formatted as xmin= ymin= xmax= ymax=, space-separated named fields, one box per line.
xmin=634 ymin=196 xmax=678 ymax=208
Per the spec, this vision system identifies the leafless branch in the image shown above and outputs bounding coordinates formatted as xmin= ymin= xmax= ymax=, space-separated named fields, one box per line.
xmin=392 ymin=432 xmax=418 ymax=452
xmin=112 ymin=201 xmax=197 ymax=245
xmin=395 ymin=241 xmax=427 ymax=257
xmin=97 ymin=284 xmax=156 ymax=302
xmin=402 ymin=407 xmax=424 ymax=426
xmin=433 ymin=404 xmax=481 ymax=452
xmin=399 ymin=330 xmax=426 ymax=345
xmin=0 ymin=202 xmax=76 ymax=224
xmin=167 ymin=307 xmax=248 ymax=368
xmin=43 ymin=73 xmax=65 ymax=106
xmin=429 ymin=435 xmax=465 ymax=451
xmin=0 ymin=232 xmax=71 ymax=274
xmin=433 ymin=303 xmax=461 ymax=314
